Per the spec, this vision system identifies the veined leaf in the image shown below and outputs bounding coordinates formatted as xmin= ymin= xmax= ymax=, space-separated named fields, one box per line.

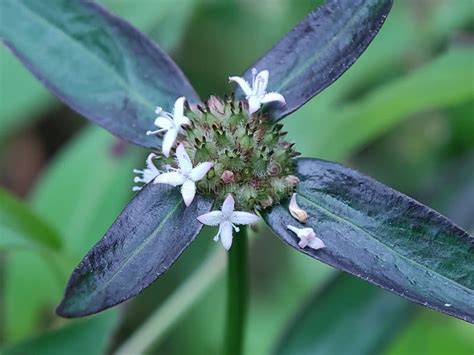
xmin=1 ymin=311 xmax=119 ymax=355
xmin=56 ymin=184 xmax=213 ymax=317
xmin=235 ymin=0 xmax=393 ymax=120
xmin=274 ymin=273 xmax=413 ymax=355
xmin=0 ymin=0 xmax=197 ymax=141
xmin=0 ymin=0 xmax=199 ymax=148
xmin=0 ymin=187 xmax=61 ymax=251
xmin=264 ymin=158 xmax=474 ymax=323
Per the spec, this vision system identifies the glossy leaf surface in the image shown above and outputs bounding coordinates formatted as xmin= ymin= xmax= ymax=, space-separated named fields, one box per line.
xmin=236 ymin=0 xmax=393 ymax=120
xmin=275 ymin=273 xmax=414 ymax=355
xmin=56 ymin=184 xmax=212 ymax=317
xmin=264 ymin=158 xmax=474 ymax=323
xmin=0 ymin=187 xmax=61 ymax=251
xmin=0 ymin=0 xmax=199 ymax=148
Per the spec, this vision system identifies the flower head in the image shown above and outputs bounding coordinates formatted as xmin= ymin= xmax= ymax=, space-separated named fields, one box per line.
xmin=287 ymin=225 xmax=325 ymax=250
xmin=229 ymin=68 xmax=286 ymax=114
xmin=197 ymin=194 xmax=259 ymax=250
xmin=146 ymin=96 xmax=191 ymax=157
xmin=154 ymin=143 xmax=213 ymax=206
xmin=132 ymin=153 xmax=161 ymax=191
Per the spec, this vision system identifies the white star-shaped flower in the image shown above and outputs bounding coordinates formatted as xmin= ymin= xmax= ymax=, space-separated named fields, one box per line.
xmin=229 ymin=68 xmax=286 ymax=114
xmin=132 ymin=153 xmax=161 ymax=192
xmin=197 ymin=194 xmax=259 ymax=250
xmin=154 ymin=143 xmax=213 ymax=206
xmin=146 ymin=96 xmax=191 ymax=157
xmin=287 ymin=225 xmax=325 ymax=250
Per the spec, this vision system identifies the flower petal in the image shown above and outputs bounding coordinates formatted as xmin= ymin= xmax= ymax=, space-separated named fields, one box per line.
xmin=231 ymin=211 xmax=259 ymax=225
xmin=307 ymin=236 xmax=325 ymax=250
xmin=248 ymin=96 xmax=261 ymax=114
xmin=229 ymin=76 xmax=253 ymax=97
xmin=181 ymin=179 xmax=196 ymax=206
xmin=153 ymin=115 xmax=173 ymax=130
xmin=287 ymin=224 xmax=302 ymax=236
xmin=220 ymin=221 xmax=234 ymax=251
xmin=175 ymin=115 xmax=191 ymax=129
xmin=145 ymin=153 xmax=158 ymax=171
xmin=254 ymin=69 xmax=269 ymax=96
xmin=222 ymin=194 xmax=235 ymax=215
xmin=162 ymin=128 xmax=178 ymax=157
xmin=154 ymin=171 xmax=186 ymax=186
xmin=260 ymin=92 xmax=286 ymax=105
xmin=197 ymin=211 xmax=224 ymax=226
xmin=173 ymin=96 xmax=186 ymax=117
xmin=176 ymin=143 xmax=193 ymax=174
xmin=190 ymin=162 xmax=213 ymax=181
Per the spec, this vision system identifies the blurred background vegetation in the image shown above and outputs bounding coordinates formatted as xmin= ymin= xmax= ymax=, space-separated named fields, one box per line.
xmin=0 ymin=0 xmax=473 ymax=354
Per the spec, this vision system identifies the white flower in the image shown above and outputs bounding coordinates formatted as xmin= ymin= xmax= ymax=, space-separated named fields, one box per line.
xmin=287 ymin=225 xmax=325 ymax=250
xmin=229 ymin=68 xmax=286 ymax=114
xmin=197 ymin=194 xmax=259 ymax=250
xmin=146 ymin=96 xmax=191 ymax=157
xmin=132 ymin=153 xmax=161 ymax=192
xmin=289 ymin=193 xmax=308 ymax=223
xmin=154 ymin=143 xmax=213 ymax=206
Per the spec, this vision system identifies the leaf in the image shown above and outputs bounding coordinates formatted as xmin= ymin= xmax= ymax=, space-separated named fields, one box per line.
xmin=56 ymin=184 xmax=213 ymax=317
xmin=100 ymin=0 xmax=197 ymax=51
xmin=30 ymin=126 xmax=142 ymax=257
xmin=274 ymin=273 xmax=414 ymax=355
xmin=0 ymin=187 xmax=61 ymax=251
xmin=235 ymin=0 xmax=393 ymax=120
xmin=263 ymin=158 xmax=474 ymax=323
xmin=0 ymin=0 xmax=197 ymax=142
xmin=0 ymin=0 xmax=199 ymax=148
xmin=5 ymin=125 xmax=141 ymax=340
xmin=385 ymin=310 xmax=474 ymax=355
xmin=1 ymin=311 xmax=119 ymax=355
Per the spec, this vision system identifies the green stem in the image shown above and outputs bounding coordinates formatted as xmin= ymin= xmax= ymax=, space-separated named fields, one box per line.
xmin=225 ymin=226 xmax=248 ymax=355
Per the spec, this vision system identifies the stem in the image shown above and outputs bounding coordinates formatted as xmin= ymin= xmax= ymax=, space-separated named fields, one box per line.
xmin=225 ymin=226 xmax=248 ymax=355
xmin=115 ymin=249 xmax=226 ymax=354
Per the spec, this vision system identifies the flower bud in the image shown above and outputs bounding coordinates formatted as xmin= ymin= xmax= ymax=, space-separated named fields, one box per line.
xmin=285 ymin=175 xmax=300 ymax=186
xmin=289 ymin=193 xmax=308 ymax=223
xmin=260 ymin=196 xmax=274 ymax=209
xmin=221 ymin=170 xmax=235 ymax=184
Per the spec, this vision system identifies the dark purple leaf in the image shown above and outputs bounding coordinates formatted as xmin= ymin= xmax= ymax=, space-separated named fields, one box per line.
xmin=264 ymin=158 xmax=474 ymax=323
xmin=0 ymin=0 xmax=199 ymax=148
xmin=236 ymin=0 xmax=393 ymax=120
xmin=56 ymin=184 xmax=212 ymax=317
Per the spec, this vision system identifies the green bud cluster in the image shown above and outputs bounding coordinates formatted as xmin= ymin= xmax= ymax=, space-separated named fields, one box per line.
xmin=158 ymin=96 xmax=300 ymax=211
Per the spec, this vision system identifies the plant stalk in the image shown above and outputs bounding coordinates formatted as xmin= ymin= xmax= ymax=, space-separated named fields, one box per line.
xmin=224 ymin=226 xmax=248 ymax=355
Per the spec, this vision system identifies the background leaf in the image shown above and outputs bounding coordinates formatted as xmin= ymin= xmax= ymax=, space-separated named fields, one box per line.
xmin=57 ymin=184 xmax=213 ymax=317
xmin=5 ymin=126 xmax=141 ymax=340
xmin=264 ymin=158 xmax=474 ymax=323
xmin=290 ymin=46 xmax=474 ymax=160
xmin=0 ymin=0 xmax=199 ymax=148
xmin=1 ymin=312 xmax=119 ymax=355
xmin=0 ymin=187 xmax=61 ymax=251
xmin=274 ymin=273 xmax=414 ymax=355
xmin=235 ymin=0 xmax=393 ymax=120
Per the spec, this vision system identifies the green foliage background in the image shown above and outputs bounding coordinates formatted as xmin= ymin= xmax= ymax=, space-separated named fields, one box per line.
xmin=0 ymin=0 xmax=473 ymax=354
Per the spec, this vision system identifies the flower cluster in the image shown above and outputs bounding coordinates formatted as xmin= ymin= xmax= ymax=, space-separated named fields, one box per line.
xmin=133 ymin=69 xmax=324 ymax=251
